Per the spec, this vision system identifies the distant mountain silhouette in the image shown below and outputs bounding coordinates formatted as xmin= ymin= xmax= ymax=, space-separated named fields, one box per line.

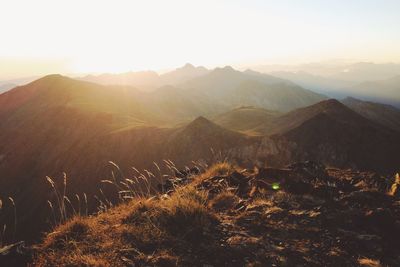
xmin=161 ymin=63 xmax=209 ymax=85
xmin=270 ymin=71 xmax=355 ymax=98
xmin=349 ymin=75 xmax=400 ymax=107
xmin=180 ymin=67 xmax=326 ymax=112
xmin=79 ymin=63 xmax=209 ymax=91
xmin=330 ymin=62 xmax=400 ymax=82
xmin=0 ymin=76 xmax=39 ymax=94
xmin=81 ymin=71 xmax=161 ymax=91
xmin=254 ymin=62 xmax=400 ymax=105
xmin=0 ymin=83 xmax=16 ymax=94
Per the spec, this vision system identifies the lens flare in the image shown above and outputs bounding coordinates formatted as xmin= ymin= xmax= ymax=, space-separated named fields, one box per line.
xmin=272 ymin=183 xmax=280 ymax=190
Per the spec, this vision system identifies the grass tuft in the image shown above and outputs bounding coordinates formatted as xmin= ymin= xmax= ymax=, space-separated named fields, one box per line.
xmin=209 ymin=191 xmax=239 ymax=212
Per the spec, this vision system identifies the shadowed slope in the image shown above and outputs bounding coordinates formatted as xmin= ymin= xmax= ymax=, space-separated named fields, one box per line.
xmin=181 ymin=67 xmax=326 ymax=112
xmin=261 ymin=99 xmax=400 ymax=172
xmin=342 ymin=97 xmax=400 ymax=132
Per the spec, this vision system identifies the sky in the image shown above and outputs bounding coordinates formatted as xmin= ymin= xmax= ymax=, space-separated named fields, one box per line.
xmin=0 ymin=0 xmax=400 ymax=79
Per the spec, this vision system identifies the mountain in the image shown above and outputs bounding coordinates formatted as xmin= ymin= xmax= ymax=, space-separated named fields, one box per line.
xmin=164 ymin=116 xmax=255 ymax=165
xmin=80 ymin=71 xmax=161 ymax=91
xmin=349 ymin=75 xmax=400 ymax=107
xmin=0 ymin=74 xmax=159 ymax=124
xmin=341 ymin=97 xmax=400 ymax=132
xmin=180 ymin=67 xmax=326 ymax=112
xmin=253 ymin=61 xmax=400 ymax=82
xmin=79 ymin=63 xmax=210 ymax=91
xmin=270 ymin=71 xmax=356 ymax=98
xmin=160 ymin=63 xmax=209 ymax=85
xmin=258 ymin=99 xmax=400 ymax=172
xmin=123 ymin=66 xmax=327 ymax=122
xmin=330 ymin=62 xmax=400 ymax=82
xmin=261 ymin=99 xmax=374 ymax=134
xmin=252 ymin=62 xmax=400 ymax=105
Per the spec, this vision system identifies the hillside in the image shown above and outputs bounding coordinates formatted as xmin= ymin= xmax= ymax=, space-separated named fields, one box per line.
xmin=342 ymin=97 xmax=400 ymax=132
xmin=260 ymin=99 xmax=377 ymax=135
xmin=181 ymin=67 xmax=326 ymax=112
xmin=212 ymin=106 xmax=280 ymax=135
xmin=30 ymin=162 xmax=400 ymax=266
xmin=255 ymin=100 xmax=400 ymax=172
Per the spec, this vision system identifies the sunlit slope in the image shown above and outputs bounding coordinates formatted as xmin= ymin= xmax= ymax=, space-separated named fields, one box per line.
xmin=0 ymin=75 xmax=156 ymax=129
xmin=212 ymin=106 xmax=280 ymax=135
xmin=180 ymin=67 xmax=326 ymax=112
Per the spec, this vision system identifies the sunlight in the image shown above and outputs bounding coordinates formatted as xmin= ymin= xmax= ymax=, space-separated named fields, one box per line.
xmin=1 ymin=0 xmax=399 ymax=77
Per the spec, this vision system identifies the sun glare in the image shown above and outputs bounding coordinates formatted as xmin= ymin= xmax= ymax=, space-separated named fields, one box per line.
xmin=0 ymin=0 xmax=399 ymax=78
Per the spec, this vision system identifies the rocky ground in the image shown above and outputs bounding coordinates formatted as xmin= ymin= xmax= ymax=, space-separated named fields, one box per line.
xmin=2 ymin=161 xmax=400 ymax=266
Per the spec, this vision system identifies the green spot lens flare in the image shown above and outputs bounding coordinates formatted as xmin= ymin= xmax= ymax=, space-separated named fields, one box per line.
xmin=272 ymin=183 xmax=280 ymax=190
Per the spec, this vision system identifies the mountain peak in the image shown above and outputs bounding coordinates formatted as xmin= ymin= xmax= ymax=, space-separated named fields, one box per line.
xmin=223 ymin=65 xmax=234 ymax=71
xmin=181 ymin=63 xmax=195 ymax=69
xmin=243 ymin=69 xmax=260 ymax=75
xmin=212 ymin=65 xmax=237 ymax=74
xmin=304 ymin=99 xmax=361 ymax=120
xmin=342 ymin=96 xmax=359 ymax=102
xmin=37 ymin=74 xmax=66 ymax=80
xmin=317 ymin=98 xmax=346 ymax=110
xmin=189 ymin=116 xmax=213 ymax=126
xmin=31 ymin=74 xmax=73 ymax=85
xmin=183 ymin=116 xmax=225 ymax=134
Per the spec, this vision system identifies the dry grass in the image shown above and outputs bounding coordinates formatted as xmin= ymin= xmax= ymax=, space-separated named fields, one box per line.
xmin=41 ymin=217 xmax=91 ymax=249
xmin=209 ymin=191 xmax=239 ymax=212
xmin=34 ymin=185 xmax=220 ymax=266
xmin=125 ymin=186 xmax=215 ymax=244
xmin=33 ymin=163 xmax=400 ymax=266
xmin=358 ymin=258 xmax=383 ymax=267
xmin=389 ymin=173 xmax=399 ymax=196
xmin=193 ymin=162 xmax=234 ymax=185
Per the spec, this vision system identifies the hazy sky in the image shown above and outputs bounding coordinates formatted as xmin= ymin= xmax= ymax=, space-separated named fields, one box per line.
xmin=1 ymin=0 xmax=399 ymax=79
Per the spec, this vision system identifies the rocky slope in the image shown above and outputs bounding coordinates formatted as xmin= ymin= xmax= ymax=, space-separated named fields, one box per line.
xmin=28 ymin=162 xmax=400 ymax=267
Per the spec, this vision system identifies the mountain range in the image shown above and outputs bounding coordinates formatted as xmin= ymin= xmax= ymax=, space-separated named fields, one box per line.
xmin=79 ymin=63 xmax=209 ymax=91
xmin=0 ymin=66 xmax=399 ymax=243
xmin=257 ymin=62 xmax=400 ymax=107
